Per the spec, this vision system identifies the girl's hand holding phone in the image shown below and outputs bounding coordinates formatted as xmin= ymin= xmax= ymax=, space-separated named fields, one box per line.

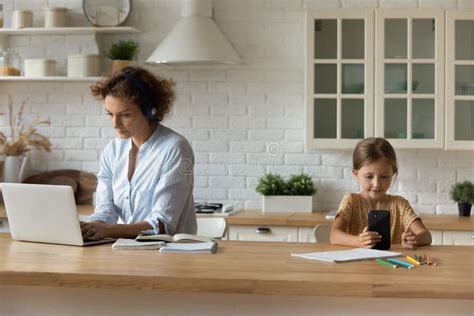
xmin=402 ymin=230 xmax=418 ymax=249
xmin=358 ymin=226 xmax=382 ymax=248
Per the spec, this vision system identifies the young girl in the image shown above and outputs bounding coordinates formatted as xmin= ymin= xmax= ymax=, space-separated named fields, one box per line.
xmin=330 ymin=137 xmax=431 ymax=249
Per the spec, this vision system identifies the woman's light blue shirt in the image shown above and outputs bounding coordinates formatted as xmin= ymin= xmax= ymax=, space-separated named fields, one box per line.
xmin=90 ymin=124 xmax=197 ymax=235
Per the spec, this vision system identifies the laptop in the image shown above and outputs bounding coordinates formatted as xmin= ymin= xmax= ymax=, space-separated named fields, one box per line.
xmin=2 ymin=183 xmax=115 ymax=246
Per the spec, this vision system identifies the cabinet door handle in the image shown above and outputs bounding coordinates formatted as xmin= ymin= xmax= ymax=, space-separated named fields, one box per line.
xmin=256 ymin=227 xmax=271 ymax=234
xmin=471 ymin=234 xmax=474 ymax=240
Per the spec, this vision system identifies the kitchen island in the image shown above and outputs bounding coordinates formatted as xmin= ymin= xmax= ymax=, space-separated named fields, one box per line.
xmin=0 ymin=234 xmax=472 ymax=315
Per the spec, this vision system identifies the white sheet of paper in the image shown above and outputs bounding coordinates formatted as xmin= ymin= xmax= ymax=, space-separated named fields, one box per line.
xmin=291 ymin=248 xmax=401 ymax=263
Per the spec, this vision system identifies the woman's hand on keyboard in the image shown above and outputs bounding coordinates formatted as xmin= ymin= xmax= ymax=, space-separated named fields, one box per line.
xmin=80 ymin=220 xmax=107 ymax=241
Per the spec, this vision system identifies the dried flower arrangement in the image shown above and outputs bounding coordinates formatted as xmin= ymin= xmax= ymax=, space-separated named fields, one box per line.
xmin=0 ymin=95 xmax=52 ymax=156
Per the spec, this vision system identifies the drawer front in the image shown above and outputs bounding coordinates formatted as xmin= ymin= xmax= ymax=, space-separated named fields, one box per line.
xmin=443 ymin=231 xmax=474 ymax=246
xmin=298 ymin=227 xmax=316 ymax=242
xmin=228 ymin=225 xmax=298 ymax=242
xmin=430 ymin=230 xmax=443 ymax=245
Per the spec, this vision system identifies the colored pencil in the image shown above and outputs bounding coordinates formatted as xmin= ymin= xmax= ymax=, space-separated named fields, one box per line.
xmin=387 ymin=258 xmax=414 ymax=269
xmin=376 ymin=258 xmax=397 ymax=268
xmin=406 ymin=255 xmax=421 ymax=266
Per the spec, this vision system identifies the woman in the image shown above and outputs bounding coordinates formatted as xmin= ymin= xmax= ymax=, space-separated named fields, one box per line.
xmin=80 ymin=66 xmax=196 ymax=240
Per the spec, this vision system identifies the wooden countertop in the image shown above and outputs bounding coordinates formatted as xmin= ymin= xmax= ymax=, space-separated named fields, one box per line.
xmin=1 ymin=205 xmax=473 ymax=231
xmin=0 ymin=234 xmax=471 ymax=299
xmin=227 ymin=210 xmax=474 ymax=231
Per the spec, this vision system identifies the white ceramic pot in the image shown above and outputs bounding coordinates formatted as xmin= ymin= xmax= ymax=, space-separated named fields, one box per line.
xmin=44 ymin=7 xmax=67 ymax=28
xmin=263 ymin=195 xmax=313 ymax=213
xmin=67 ymin=54 xmax=100 ymax=77
xmin=11 ymin=10 xmax=33 ymax=28
xmin=3 ymin=155 xmax=28 ymax=183
xmin=24 ymin=59 xmax=56 ymax=77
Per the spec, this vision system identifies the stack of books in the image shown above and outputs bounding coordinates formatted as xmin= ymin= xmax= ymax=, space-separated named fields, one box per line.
xmin=112 ymin=233 xmax=218 ymax=254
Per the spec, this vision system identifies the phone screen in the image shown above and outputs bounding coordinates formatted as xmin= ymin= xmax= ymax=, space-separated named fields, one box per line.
xmin=368 ymin=210 xmax=391 ymax=250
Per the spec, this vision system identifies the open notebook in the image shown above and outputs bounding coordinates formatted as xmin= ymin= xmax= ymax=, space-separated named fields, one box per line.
xmin=135 ymin=233 xmax=212 ymax=243
xmin=112 ymin=239 xmax=166 ymax=250
xmin=291 ymin=248 xmax=401 ymax=263
xmin=159 ymin=242 xmax=217 ymax=254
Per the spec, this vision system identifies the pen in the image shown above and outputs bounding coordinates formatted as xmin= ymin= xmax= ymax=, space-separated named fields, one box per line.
xmin=406 ymin=255 xmax=421 ymax=266
xmin=376 ymin=258 xmax=397 ymax=268
xmin=387 ymin=258 xmax=414 ymax=269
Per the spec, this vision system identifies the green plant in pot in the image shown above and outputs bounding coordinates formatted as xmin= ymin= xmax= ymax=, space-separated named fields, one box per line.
xmin=449 ymin=181 xmax=474 ymax=217
xmin=255 ymin=173 xmax=287 ymax=196
xmin=286 ymin=174 xmax=317 ymax=196
xmin=256 ymin=173 xmax=316 ymax=213
xmin=106 ymin=40 xmax=139 ymax=74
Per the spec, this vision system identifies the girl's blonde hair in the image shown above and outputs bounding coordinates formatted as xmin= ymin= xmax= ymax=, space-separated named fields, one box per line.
xmin=353 ymin=137 xmax=398 ymax=175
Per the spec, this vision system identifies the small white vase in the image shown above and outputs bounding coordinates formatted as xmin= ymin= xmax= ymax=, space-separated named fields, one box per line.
xmin=3 ymin=155 xmax=28 ymax=183
xmin=263 ymin=195 xmax=313 ymax=213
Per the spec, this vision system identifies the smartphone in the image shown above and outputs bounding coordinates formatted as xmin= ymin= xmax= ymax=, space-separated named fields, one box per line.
xmin=368 ymin=210 xmax=391 ymax=250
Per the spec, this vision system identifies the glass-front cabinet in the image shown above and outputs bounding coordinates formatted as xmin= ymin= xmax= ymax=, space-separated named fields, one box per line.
xmin=375 ymin=10 xmax=445 ymax=148
xmin=306 ymin=9 xmax=473 ymax=150
xmin=306 ymin=10 xmax=374 ymax=149
xmin=445 ymin=11 xmax=474 ymax=150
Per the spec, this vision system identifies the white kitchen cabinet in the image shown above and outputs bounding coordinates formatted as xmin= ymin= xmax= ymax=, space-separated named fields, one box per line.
xmin=306 ymin=9 xmax=473 ymax=150
xmin=375 ymin=10 xmax=445 ymax=149
xmin=227 ymin=224 xmax=471 ymax=246
xmin=445 ymin=11 xmax=474 ymax=150
xmin=305 ymin=10 xmax=374 ymax=149
xmin=430 ymin=229 xmax=443 ymax=245
xmin=228 ymin=225 xmax=298 ymax=242
xmin=443 ymin=230 xmax=474 ymax=246
xmin=299 ymin=227 xmax=445 ymax=245
xmin=298 ymin=227 xmax=317 ymax=242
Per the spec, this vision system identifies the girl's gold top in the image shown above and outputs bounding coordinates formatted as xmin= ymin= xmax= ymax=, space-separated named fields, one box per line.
xmin=336 ymin=193 xmax=420 ymax=244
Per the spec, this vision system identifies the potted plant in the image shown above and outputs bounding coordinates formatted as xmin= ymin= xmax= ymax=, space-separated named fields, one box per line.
xmin=0 ymin=95 xmax=52 ymax=182
xmin=256 ymin=173 xmax=316 ymax=213
xmin=449 ymin=181 xmax=474 ymax=217
xmin=106 ymin=39 xmax=139 ymax=74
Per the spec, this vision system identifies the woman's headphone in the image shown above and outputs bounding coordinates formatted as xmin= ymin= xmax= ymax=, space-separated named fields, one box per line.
xmin=121 ymin=69 xmax=157 ymax=120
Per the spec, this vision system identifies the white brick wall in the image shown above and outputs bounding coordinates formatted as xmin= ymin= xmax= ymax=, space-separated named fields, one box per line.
xmin=1 ymin=0 xmax=472 ymax=215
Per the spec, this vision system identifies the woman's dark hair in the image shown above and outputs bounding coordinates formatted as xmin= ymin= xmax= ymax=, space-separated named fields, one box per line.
xmin=90 ymin=66 xmax=175 ymax=122
xmin=353 ymin=137 xmax=398 ymax=175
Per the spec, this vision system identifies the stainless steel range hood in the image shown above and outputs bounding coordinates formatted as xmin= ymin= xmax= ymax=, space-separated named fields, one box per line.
xmin=146 ymin=0 xmax=241 ymax=65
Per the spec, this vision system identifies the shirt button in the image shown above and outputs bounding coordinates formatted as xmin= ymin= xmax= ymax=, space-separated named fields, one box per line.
xmin=126 ymin=196 xmax=129 ymax=199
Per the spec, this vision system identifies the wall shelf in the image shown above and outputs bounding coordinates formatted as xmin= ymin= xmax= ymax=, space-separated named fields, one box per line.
xmin=0 ymin=26 xmax=141 ymax=81
xmin=0 ymin=76 xmax=102 ymax=82
xmin=0 ymin=26 xmax=140 ymax=35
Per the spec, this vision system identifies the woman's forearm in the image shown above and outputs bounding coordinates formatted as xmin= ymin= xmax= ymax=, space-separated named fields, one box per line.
xmin=104 ymin=221 xmax=153 ymax=239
